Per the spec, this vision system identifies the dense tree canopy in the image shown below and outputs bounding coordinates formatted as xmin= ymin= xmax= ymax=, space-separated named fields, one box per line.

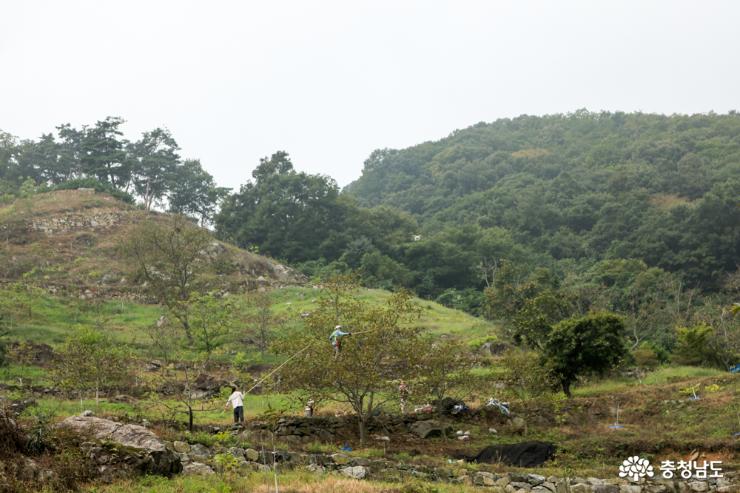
xmin=0 ymin=117 xmax=227 ymax=221
xmin=346 ymin=111 xmax=740 ymax=291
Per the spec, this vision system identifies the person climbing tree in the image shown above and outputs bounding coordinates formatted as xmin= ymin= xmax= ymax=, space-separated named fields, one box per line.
xmin=329 ymin=325 xmax=351 ymax=357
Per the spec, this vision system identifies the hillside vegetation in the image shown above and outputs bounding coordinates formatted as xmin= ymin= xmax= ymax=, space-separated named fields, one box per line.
xmin=346 ymin=111 xmax=739 ymax=292
xmin=0 ymin=190 xmax=301 ymax=296
xmin=0 ymin=114 xmax=738 ymax=492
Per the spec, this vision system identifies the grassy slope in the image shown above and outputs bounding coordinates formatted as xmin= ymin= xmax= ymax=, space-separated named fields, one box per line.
xmin=3 ymin=286 xmax=498 ymax=351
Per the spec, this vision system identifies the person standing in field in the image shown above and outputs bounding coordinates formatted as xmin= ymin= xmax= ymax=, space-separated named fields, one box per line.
xmin=225 ymin=386 xmax=245 ymax=424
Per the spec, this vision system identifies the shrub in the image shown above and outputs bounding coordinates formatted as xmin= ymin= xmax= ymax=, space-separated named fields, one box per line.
xmin=632 ymin=343 xmax=661 ymax=370
xmin=500 ymin=348 xmax=553 ymax=398
xmin=672 ymin=324 xmax=714 ymax=367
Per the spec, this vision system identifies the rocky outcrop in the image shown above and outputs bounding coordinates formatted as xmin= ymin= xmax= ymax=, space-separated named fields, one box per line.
xmin=410 ymin=420 xmax=452 ymax=439
xmin=57 ymin=415 xmax=181 ymax=479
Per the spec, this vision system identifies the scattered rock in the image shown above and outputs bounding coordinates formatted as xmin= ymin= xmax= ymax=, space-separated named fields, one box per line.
xmin=228 ymin=447 xmax=246 ymax=459
xmin=306 ymin=463 xmax=326 ymax=474
xmin=189 ymin=443 xmax=213 ymax=462
xmin=474 ymin=471 xmax=497 ymax=486
xmin=81 ymin=410 xmax=94 ymax=417
xmin=570 ymin=484 xmax=591 ymax=493
xmin=410 ymin=420 xmax=452 ymax=439
xmin=341 ymin=465 xmax=367 ymax=479
xmin=593 ymin=485 xmax=619 ymax=493
xmin=687 ymin=482 xmax=708 ymax=492
xmin=245 ymin=448 xmax=260 ymax=462
xmin=182 ymin=462 xmax=215 ymax=475
xmin=527 ymin=474 xmax=546 ymax=486
xmin=330 ymin=453 xmax=351 ymax=465
xmin=172 ymin=441 xmax=190 ymax=454
xmin=508 ymin=416 xmax=527 ymax=435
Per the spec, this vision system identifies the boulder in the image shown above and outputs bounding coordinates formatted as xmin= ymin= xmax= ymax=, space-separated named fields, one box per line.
xmin=245 ymin=448 xmax=260 ymax=462
xmin=687 ymin=482 xmax=708 ymax=492
xmin=528 ymin=474 xmax=546 ymax=486
xmin=341 ymin=465 xmax=367 ymax=479
xmin=508 ymin=416 xmax=527 ymax=435
xmin=410 ymin=420 xmax=452 ymax=439
xmin=228 ymin=447 xmax=246 ymax=459
xmin=182 ymin=462 xmax=215 ymax=475
xmin=58 ymin=415 xmax=181 ymax=477
xmin=189 ymin=443 xmax=213 ymax=462
xmin=172 ymin=441 xmax=191 ymax=454
xmin=570 ymin=485 xmax=591 ymax=493
xmin=593 ymin=485 xmax=619 ymax=493
xmin=474 ymin=471 xmax=497 ymax=486
xmin=330 ymin=453 xmax=351 ymax=465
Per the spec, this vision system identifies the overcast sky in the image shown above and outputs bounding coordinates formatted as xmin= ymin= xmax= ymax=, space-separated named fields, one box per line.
xmin=2 ymin=1 xmax=739 ymax=189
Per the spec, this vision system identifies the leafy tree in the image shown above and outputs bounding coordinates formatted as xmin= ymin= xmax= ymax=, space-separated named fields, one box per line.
xmin=190 ymin=292 xmax=237 ymax=367
xmin=246 ymin=290 xmax=282 ymax=355
xmin=499 ymin=348 xmax=554 ymax=399
xmin=276 ymin=276 xmax=421 ymax=443
xmin=80 ymin=117 xmax=131 ymax=188
xmin=543 ymin=312 xmax=627 ymax=397
xmin=130 ymin=128 xmax=180 ymax=210
xmin=122 ymin=216 xmax=214 ymax=343
xmin=511 ymin=290 xmax=573 ymax=350
xmin=414 ymin=339 xmax=473 ymax=402
xmin=168 ymin=159 xmax=229 ymax=226
xmin=53 ymin=327 xmax=131 ymax=404
xmin=216 ymin=151 xmax=342 ymax=262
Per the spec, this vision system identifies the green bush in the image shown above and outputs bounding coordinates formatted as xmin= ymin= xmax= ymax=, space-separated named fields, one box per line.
xmin=500 ymin=347 xmax=553 ymax=398
xmin=672 ymin=324 xmax=716 ymax=367
xmin=633 ymin=343 xmax=661 ymax=370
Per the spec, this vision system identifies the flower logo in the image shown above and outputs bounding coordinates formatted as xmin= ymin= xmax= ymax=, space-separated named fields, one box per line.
xmin=619 ymin=456 xmax=654 ymax=482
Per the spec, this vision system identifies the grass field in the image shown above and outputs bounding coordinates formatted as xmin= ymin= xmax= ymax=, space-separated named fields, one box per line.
xmin=3 ymin=285 xmax=499 ymax=356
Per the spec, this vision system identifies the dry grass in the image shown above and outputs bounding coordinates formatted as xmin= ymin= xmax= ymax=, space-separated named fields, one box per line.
xmin=251 ymin=477 xmax=386 ymax=493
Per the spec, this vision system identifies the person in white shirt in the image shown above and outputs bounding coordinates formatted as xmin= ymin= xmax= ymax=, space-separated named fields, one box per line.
xmin=224 ymin=386 xmax=245 ymax=424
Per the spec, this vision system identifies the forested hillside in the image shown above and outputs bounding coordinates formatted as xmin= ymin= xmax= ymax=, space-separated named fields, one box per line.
xmin=347 ymin=111 xmax=739 ymax=291
xmin=3 ymin=112 xmax=738 ymax=359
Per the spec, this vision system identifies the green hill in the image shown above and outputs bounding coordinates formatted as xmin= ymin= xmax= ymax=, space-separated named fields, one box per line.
xmin=345 ymin=111 xmax=740 ymax=291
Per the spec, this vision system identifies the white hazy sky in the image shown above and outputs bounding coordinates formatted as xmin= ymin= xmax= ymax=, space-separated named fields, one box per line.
xmin=1 ymin=1 xmax=739 ymax=189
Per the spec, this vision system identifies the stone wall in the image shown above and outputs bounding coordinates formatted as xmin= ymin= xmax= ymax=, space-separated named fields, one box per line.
xmin=172 ymin=440 xmax=737 ymax=492
xmin=30 ymin=211 xmax=124 ymax=234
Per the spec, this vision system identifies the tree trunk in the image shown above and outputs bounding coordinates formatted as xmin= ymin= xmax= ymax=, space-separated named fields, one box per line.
xmin=562 ymin=380 xmax=572 ymax=398
xmin=358 ymin=415 xmax=367 ymax=445
xmin=188 ymin=405 xmax=194 ymax=431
